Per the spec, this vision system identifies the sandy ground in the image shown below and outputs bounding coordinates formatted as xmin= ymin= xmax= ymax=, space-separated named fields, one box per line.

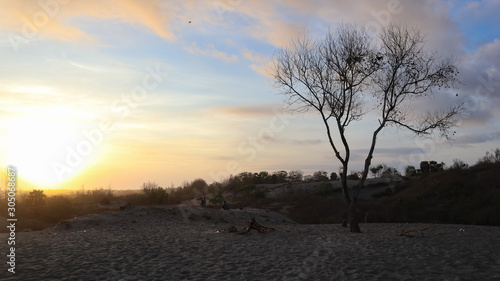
xmin=1 ymin=206 xmax=500 ymax=281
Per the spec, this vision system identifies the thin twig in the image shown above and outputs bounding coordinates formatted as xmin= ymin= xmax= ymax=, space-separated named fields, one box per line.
xmin=397 ymin=224 xmax=435 ymax=237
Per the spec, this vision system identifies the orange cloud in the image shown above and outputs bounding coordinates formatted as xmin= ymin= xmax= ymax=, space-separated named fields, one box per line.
xmin=250 ymin=63 xmax=273 ymax=77
xmin=184 ymin=42 xmax=238 ymax=62
xmin=209 ymin=105 xmax=281 ymax=118
xmin=0 ymin=0 xmax=178 ymax=44
xmin=241 ymin=48 xmax=267 ymax=63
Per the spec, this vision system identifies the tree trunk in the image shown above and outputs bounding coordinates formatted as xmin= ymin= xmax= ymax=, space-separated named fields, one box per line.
xmin=348 ymin=200 xmax=362 ymax=233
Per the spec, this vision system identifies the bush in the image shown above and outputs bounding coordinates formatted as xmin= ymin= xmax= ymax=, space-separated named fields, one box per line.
xmin=288 ymin=170 xmax=304 ymax=182
xmin=76 ymin=187 xmax=114 ymax=205
xmin=142 ymin=182 xmax=168 ymax=205
xmin=253 ymin=189 xmax=267 ymax=199
xmin=209 ymin=186 xmax=224 ymax=206
xmin=476 ymin=148 xmax=500 ymax=165
xmin=313 ymin=170 xmax=329 ymax=181
xmin=188 ymin=178 xmax=208 ymax=196
xmin=346 ymin=171 xmax=360 ymax=180
xmin=42 ymin=196 xmax=73 ymax=223
xmin=450 ymin=159 xmax=468 ymax=170
xmin=124 ymin=193 xmax=147 ymax=206
xmin=372 ymin=188 xmax=393 ymax=199
xmin=25 ymin=189 xmax=46 ymax=218
xmin=404 ymin=165 xmax=417 ymax=177
xmin=315 ymin=182 xmax=335 ymax=196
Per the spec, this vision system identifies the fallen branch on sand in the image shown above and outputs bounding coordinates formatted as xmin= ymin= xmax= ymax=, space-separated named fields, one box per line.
xmin=235 ymin=217 xmax=275 ymax=234
xmin=398 ymin=224 xmax=435 ymax=237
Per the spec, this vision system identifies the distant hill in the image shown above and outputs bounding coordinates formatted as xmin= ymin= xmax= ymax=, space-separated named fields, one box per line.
xmin=5 ymin=162 xmax=498 ymax=232
xmin=262 ymin=162 xmax=500 ymax=226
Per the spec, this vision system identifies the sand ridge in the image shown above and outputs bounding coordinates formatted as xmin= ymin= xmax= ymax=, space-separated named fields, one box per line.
xmin=1 ymin=206 xmax=500 ymax=280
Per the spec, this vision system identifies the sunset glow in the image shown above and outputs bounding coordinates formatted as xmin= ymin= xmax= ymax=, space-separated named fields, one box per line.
xmin=1 ymin=0 xmax=499 ymax=190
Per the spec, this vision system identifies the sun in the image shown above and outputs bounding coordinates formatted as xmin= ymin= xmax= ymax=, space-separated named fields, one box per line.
xmin=3 ymin=115 xmax=94 ymax=188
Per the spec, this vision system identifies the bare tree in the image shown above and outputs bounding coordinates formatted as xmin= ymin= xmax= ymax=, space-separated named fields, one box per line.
xmin=272 ymin=23 xmax=462 ymax=232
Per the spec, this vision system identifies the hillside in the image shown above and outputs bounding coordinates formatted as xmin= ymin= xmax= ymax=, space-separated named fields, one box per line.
xmin=3 ymin=163 xmax=499 ymax=233
xmin=273 ymin=162 xmax=500 ymax=225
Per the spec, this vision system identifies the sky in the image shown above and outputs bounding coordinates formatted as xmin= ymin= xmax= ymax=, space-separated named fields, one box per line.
xmin=0 ymin=0 xmax=499 ymax=190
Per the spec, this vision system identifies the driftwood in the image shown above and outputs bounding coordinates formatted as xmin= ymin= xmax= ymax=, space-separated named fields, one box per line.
xmin=238 ymin=217 xmax=275 ymax=234
xmin=58 ymin=220 xmax=71 ymax=229
xmin=119 ymin=203 xmax=132 ymax=210
xmin=398 ymin=224 xmax=435 ymax=237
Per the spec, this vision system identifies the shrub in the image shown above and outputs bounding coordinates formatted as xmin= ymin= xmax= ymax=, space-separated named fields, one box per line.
xmin=42 ymin=196 xmax=73 ymax=223
xmin=315 ymin=182 xmax=335 ymax=196
xmin=288 ymin=170 xmax=304 ymax=182
xmin=253 ymin=189 xmax=267 ymax=199
xmin=404 ymin=165 xmax=417 ymax=177
xmin=312 ymin=170 xmax=329 ymax=181
xmin=476 ymin=148 xmax=500 ymax=165
xmin=450 ymin=159 xmax=468 ymax=170
xmin=371 ymin=188 xmax=393 ymax=199
xmin=188 ymin=178 xmax=208 ymax=196
xmin=76 ymin=187 xmax=114 ymax=205
xmin=346 ymin=171 xmax=360 ymax=180
xmin=209 ymin=187 xmax=224 ymax=206
xmin=142 ymin=182 xmax=168 ymax=205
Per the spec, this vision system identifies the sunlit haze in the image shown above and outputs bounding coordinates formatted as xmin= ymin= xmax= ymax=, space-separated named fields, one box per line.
xmin=1 ymin=0 xmax=499 ymax=190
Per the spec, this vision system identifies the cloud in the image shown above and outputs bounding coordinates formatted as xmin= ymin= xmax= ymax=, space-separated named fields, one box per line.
xmin=222 ymin=0 xmax=465 ymax=53
xmin=370 ymin=147 xmax=427 ymax=156
xmin=457 ymin=0 xmax=500 ymax=20
xmin=457 ymin=130 xmax=500 ymax=145
xmin=455 ymin=39 xmax=500 ymax=125
xmin=247 ymin=20 xmax=305 ymax=48
xmin=249 ymin=62 xmax=274 ymax=77
xmin=209 ymin=0 xmax=498 ymax=136
xmin=241 ymin=48 xmax=274 ymax=77
xmin=463 ymin=39 xmax=500 ymax=75
xmin=184 ymin=42 xmax=238 ymax=62
xmin=209 ymin=105 xmax=281 ymax=118
xmin=258 ymin=135 xmax=322 ymax=146
xmin=350 ymin=146 xmax=428 ymax=160
xmin=287 ymin=138 xmax=322 ymax=145
xmin=241 ymin=48 xmax=267 ymax=63
xmin=0 ymin=0 xmax=469 ymax=56
xmin=0 ymin=0 xmax=178 ymax=43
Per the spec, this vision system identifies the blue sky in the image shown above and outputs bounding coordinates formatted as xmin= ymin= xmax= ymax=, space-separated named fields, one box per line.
xmin=0 ymin=0 xmax=499 ymax=190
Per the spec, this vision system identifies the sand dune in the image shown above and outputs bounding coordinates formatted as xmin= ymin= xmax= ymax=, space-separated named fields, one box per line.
xmin=1 ymin=206 xmax=500 ymax=280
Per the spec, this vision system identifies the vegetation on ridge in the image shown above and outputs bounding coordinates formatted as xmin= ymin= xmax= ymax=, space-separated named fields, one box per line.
xmin=1 ymin=148 xmax=499 ymax=232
